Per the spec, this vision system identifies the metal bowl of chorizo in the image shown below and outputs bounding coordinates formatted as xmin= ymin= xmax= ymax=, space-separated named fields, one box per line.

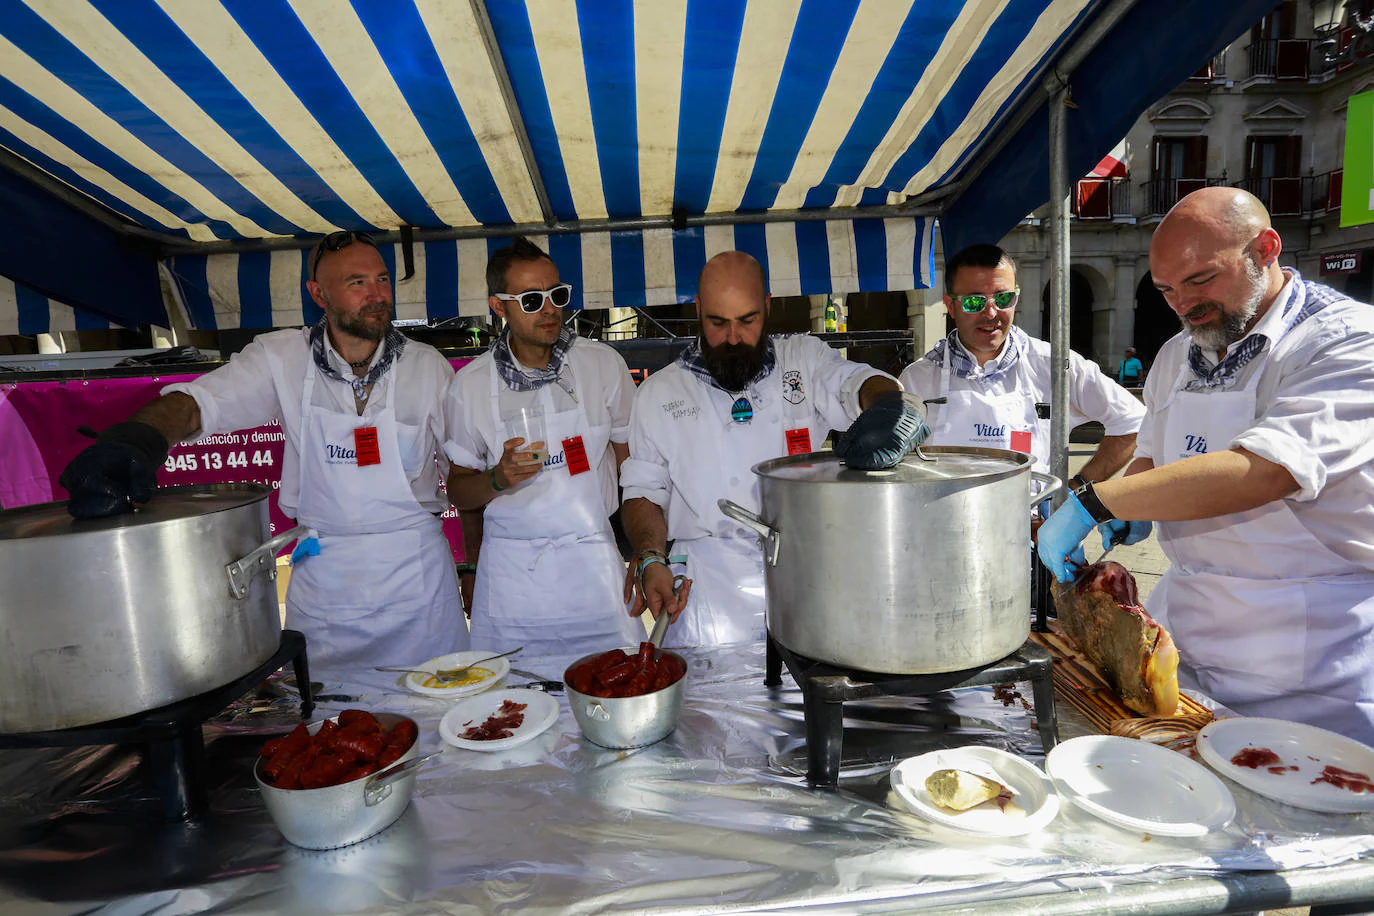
xmin=254 ymin=709 xmax=426 ymax=849
xmin=563 ymin=639 xmax=687 ymax=749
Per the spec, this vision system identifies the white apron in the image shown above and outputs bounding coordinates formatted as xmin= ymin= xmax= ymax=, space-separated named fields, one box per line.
xmin=285 ymin=356 xmax=467 ymax=673
xmin=666 ymin=380 xmax=794 ymax=648
xmin=469 ymin=359 xmax=638 ymax=656
xmin=1149 ymin=352 xmax=1374 ymax=743
xmin=927 ymin=354 xmax=1048 ymax=469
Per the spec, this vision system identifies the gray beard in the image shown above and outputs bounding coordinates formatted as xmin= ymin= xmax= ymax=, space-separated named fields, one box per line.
xmin=1182 ymin=262 xmax=1266 ymax=351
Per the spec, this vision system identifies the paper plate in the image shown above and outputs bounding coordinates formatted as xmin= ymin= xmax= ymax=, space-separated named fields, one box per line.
xmin=439 ymin=689 xmax=559 ymax=752
xmin=404 ymin=651 xmax=510 ymax=699
xmin=890 ymin=746 xmax=1060 ymax=837
xmin=1046 ymin=735 xmax=1235 ymax=836
xmin=1196 ymin=717 xmax=1374 ymax=814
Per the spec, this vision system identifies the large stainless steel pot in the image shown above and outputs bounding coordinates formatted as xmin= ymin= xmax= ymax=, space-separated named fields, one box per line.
xmin=0 ymin=485 xmax=306 ymax=733
xmin=720 ymin=447 xmax=1060 ymax=675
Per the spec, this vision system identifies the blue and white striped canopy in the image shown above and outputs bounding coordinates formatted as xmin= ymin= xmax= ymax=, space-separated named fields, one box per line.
xmin=0 ymin=0 xmax=1275 ymax=332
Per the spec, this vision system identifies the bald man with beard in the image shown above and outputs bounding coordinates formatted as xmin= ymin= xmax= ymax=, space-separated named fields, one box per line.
xmin=1038 ymin=187 xmax=1374 ymax=744
xmin=619 ymin=251 xmax=929 ymax=648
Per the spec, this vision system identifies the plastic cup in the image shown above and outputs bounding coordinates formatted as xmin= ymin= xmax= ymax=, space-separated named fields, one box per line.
xmin=504 ymin=406 xmax=546 ymax=465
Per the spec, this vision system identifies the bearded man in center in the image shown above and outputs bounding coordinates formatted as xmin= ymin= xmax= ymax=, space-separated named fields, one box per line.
xmin=619 ymin=250 xmax=930 ymax=647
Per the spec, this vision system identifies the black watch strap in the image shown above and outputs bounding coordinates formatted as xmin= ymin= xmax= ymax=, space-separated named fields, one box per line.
xmin=1073 ymin=479 xmax=1115 ymax=524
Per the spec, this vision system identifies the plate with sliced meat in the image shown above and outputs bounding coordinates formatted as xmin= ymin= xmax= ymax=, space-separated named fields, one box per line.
xmin=439 ymin=689 xmax=559 ymax=752
xmin=1196 ymin=717 xmax=1374 ymax=814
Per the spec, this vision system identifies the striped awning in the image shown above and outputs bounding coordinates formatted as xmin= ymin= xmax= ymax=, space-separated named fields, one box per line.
xmin=0 ymin=0 xmax=1279 ymax=332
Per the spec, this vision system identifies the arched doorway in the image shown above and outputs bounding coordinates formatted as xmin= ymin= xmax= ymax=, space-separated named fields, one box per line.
xmin=1040 ymin=270 xmax=1095 ymax=359
xmin=1133 ymin=273 xmax=1177 ymax=368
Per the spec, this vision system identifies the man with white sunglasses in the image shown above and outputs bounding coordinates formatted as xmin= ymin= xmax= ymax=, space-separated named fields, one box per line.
xmin=900 ymin=243 xmax=1144 ymax=493
xmin=442 ymin=236 xmax=641 ymax=656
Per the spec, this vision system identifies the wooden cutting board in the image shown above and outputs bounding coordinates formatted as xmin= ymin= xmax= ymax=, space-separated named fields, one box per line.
xmin=1029 ymin=629 xmax=1212 ymax=736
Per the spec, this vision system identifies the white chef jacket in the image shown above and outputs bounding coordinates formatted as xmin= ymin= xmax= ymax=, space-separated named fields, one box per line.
xmin=163 ymin=328 xmax=454 ymax=516
xmin=899 ymin=328 xmax=1145 ymax=454
xmin=621 ymin=334 xmax=889 ymax=646
xmin=443 ymin=337 xmax=634 ymax=521
xmin=1136 ymin=274 xmax=1374 ymax=571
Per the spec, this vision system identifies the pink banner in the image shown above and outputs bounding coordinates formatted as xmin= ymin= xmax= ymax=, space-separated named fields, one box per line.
xmin=0 ymin=359 xmax=473 ymax=560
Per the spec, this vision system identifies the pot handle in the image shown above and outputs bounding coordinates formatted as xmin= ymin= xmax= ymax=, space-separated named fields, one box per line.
xmin=226 ymin=524 xmax=310 ymax=600
xmin=716 ymin=499 xmax=780 ymax=567
xmin=363 ymin=750 xmax=441 ymax=806
xmin=1029 ymin=472 xmax=1064 ymax=511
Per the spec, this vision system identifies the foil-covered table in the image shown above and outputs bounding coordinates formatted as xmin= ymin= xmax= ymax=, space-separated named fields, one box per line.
xmin=3 ymin=641 xmax=1374 ymax=915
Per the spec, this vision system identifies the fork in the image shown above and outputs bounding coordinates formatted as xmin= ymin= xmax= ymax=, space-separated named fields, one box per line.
xmin=376 ymin=646 xmax=523 ymax=681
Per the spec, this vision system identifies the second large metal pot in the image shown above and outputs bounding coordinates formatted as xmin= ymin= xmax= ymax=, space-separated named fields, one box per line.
xmin=0 ymin=484 xmax=305 ymax=733
xmin=720 ymin=447 xmax=1059 ymax=675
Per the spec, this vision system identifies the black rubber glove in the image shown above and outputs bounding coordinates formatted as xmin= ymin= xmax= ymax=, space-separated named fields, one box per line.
xmin=59 ymin=421 xmax=170 ymax=519
xmin=834 ymin=390 xmax=931 ymax=471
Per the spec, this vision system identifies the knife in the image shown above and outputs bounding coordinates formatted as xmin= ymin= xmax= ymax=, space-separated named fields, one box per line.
xmin=1070 ymin=531 xmax=1126 ymax=587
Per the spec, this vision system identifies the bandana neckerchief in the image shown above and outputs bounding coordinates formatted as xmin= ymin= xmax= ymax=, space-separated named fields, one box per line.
xmin=308 ymin=319 xmax=406 ymax=402
xmin=676 ymin=335 xmax=778 ymax=394
xmin=924 ymin=324 xmax=1026 ymax=382
xmin=492 ymin=324 xmax=578 ymax=400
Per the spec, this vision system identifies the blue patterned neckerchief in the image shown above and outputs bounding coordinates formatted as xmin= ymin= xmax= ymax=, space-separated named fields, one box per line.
xmin=924 ymin=324 xmax=1026 ymax=382
xmin=308 ymin=319 xmax=405 ymax=402
xmin=1183 ymin=270 xmax=1337 ymax=392
xmin=492 ymin=324 xmax=579 ymax=401
xmin=676 ymin=335 xmax=778 ymax=393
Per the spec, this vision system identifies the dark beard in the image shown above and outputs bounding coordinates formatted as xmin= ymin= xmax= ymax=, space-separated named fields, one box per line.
xmin=335 ymin=306 xmax=391 ymax=342
xmin=703 ymin=338 xmax=766 ymax=392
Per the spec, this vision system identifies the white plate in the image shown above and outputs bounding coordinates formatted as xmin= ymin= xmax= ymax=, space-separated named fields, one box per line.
xmin=1046 ymin=735 xmax=1235 ymax=836
xmin=1196 ymin=717 xmax=1374 ymax=814
xmin=404 ymin=651 xmax=510 ymax=699
xmin=890 ymin=746 xmax=1060 ymax=837
xmin=439 ymin=689 xmax=559 ymax=752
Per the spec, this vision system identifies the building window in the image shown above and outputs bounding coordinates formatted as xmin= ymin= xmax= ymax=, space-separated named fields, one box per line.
xmin=1244 ymin=136 xmax=1303 ymax=215
xmin=1148 ymin=136 xmax=1208 ymax=215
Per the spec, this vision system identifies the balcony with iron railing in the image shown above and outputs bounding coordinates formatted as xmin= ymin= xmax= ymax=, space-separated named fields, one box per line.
xmin=1231 ymin=169 xmax=1342 ymax=217
xmin=1072 ymin=177 xmax=1132 ymax=221
xmin=1130 ymin=170 xmax=1342 ymax=219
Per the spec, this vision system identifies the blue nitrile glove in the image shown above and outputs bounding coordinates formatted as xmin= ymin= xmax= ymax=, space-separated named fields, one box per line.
xmin=1036 ymin=492 xmax=1097 ymax=583
xmin=834 ymin=390 xmax=931 ymax=471
xmin=59 ymin=421 xmax=169 ymax=519
xmin=1098 ymin=518 xmax=1152 ymax=549
xmin=290 ymin=531 xmax=321 ymax=565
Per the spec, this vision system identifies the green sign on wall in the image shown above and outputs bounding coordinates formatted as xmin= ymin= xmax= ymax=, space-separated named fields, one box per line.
xmin=1343 ymin=89 xmax=1374 ymax=227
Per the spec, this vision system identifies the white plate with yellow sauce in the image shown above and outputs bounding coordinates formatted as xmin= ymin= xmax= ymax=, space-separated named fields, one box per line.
xmin=404 ymin=651 xmax=509 ymax=699
xmin=890 ymin=746 xmax=1060 ymax=837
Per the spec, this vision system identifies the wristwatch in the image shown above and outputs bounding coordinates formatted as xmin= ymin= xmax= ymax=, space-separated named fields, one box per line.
xmin=1072 ymin=478 xmax=1115 ymax=524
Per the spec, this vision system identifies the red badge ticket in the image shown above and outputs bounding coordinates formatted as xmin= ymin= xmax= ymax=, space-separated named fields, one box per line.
xmin=354 ymin=426 xmax=381 ymax=466
xmin=562 ymin=435 xmax=591 ymax=475
xmin=785 ymin=427 xmax=812 ymax=455
xmin=1010 ymin=430 xmax=1032 ymax=454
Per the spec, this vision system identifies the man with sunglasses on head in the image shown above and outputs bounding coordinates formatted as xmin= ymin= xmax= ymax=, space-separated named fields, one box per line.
xmin=441 ymin=236 xmax=641 ymax=656
xmin=58 ymin=229 xmax=468 ymax=673
xmin=900 ymin=244 xmax=1144 ymax=495
xmin=620 ymin=250 xmax=930 ymax=647
xmin=1038 ymin=187 xmax=1374 ymax=745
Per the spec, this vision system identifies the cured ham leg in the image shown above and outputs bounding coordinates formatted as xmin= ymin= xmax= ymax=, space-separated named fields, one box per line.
xmin=1052 ymin=561 xmax=1180 ymax=717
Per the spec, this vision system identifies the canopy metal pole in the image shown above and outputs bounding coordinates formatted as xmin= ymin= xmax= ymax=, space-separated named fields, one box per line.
xmin=1046 ymin=80 xmax=1072 ymax=506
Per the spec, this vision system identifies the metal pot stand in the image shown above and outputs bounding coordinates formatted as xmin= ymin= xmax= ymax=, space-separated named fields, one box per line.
xmin=0 ymin=629 xmax=312 ymax=822
xmin=765 ymin=635 xmax=1059 ymax=787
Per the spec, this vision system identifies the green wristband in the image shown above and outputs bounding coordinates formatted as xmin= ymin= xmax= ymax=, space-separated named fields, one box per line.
xmin=489 ymin=467 xmax=506 ymax=493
